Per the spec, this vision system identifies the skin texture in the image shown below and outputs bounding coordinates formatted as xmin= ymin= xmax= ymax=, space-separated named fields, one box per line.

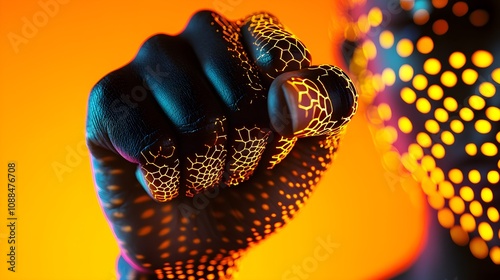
xmin=86 ymin=10 xmax=357 ymax=280
xmin=343 ymin=0 xmax=500 ymax=277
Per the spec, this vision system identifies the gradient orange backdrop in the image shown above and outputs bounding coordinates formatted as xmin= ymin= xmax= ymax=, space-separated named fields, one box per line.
xmin=0 ymin=0 xmax=426 ymax=279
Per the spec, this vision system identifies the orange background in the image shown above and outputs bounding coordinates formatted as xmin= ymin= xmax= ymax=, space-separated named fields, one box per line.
xmin=0 ymin=0 xmax=425 ymax=279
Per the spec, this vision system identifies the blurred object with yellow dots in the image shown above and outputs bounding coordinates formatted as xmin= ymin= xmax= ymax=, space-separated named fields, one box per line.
xmin=342 ymin=0 xmax=500 ymax=278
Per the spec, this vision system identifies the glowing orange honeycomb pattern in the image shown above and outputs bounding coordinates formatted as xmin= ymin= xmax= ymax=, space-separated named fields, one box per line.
xmin=141 ymin=144 xmax=180 ymax=202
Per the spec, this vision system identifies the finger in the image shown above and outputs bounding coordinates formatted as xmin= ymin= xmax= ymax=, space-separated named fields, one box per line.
xmin=238 ymin=12 xmax=313 ymax=169
xmin=181 ymin=11 xmax=272 ymax=186
xmin=268 ymin=64 xmax=358 ymax=138
xmin=132 ymin=34 xmax=229 ymax=198
xmin=239 ymin=12 xmax=312 ymax=82
xmin=86 ymin=66 xmax=181 ymax=202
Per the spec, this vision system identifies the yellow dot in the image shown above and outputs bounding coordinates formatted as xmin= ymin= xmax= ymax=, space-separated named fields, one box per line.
xmin=450 ymin=196 xmax=465 ymax=214
xmin=425 ymin=119 xmax=440 ymax=134
xmin=472 ymin=50 xmax=494 ymax=68
xmin=450 ymin=225 xmax=469 ymax=246
xmin=357 ymin=15 xmax=370 ymax=33
xmin=400 ymin=87 xmax=416 ymax=104
xmin=443 ymin=97 xmax=458 ymax=112
xmin=470 ymin=237 xmax=489 ymax=259
xmin=396 ymin=38 xmax=414 ymax=57
xmin=377 ymin=126 xmax=398 ymax=144
xmin=469 ymin=169 xmax=481 ymax=184
xmin=470 ymin=200 xmax=483 ymax=217
xmin=465 ymin=143 xmax=477 ymax=156
xmin=398 ymin=117 xmax=413 ymax=133
xmin=399 ymin=64 xmax=414 ymax=82
xmin=486 ymin=107 xmax=500 ymax=121
xmin=469 ymin=95 xmax=486 ymax=110
xmin=379 ymin=30 xmax=394 ymax=49
xmin=441 ymin=71 xmax=457 ymax=87
xmin=368 ymin=7 xmax=383 ymax=26
xmin=428 ymin=84 xmax=444 ymax=100
xmin=450 ymin=119 xmax=464 ymax=133
xmin=490 ymin=247 xmax=500 ymax=265
xmin=461 ymin=213 xmax=476 ymax=232
xmin=438 ymin=181 xmax=454 ymax=198
xmin=462 ymin=69 xmax=478 ymax=85
xmin=421 ymin=155 xmax=435 ymax=171
xmin=481 ymin=142 xmax=498 ymax=157
xmin=492 ymin=68 xmax=500 ymax=84
xmin=362 ymin=40 xmax=377 ymax=60
xmin=420 ymin=176 xmax=434 ymax=192
xmin=431 ymin=144 xmax=445 ymax=159
xmin=437 ymin=208 xmax=455 ymax=228
xmin=460 ymin=186 xmax=474 ymax=201
xmin=487 ymin=207 xmax=499 ymax=222
xmin=429 ymin=192 xmax=445 ymax=209
xmin=475 ymin=120 xmax=491 ymax=134
xmin=413 ymin=74 xmax=428 ymax=90
xmin=408 ymin=143 xmax=424 ymax=159
xmin=416 ymin=98 xmax=432 ymax=114
xmin=377 ymin=103 xmax=392 ymax=120
xmin=459 ymin=107 xmax=474 ymax=121
xmin=441 ymin=131 xmax=455 ymax=145
xmin=449 ymin=52 xmax=466 ymax=69
xmin=487 ymin=170 xmax=499 ymax=184
xmin=431 ymin=167 xmax=445 ymax=183
xmin=434 ymin=108 xmax=449 ymax=122
xmin=382 ymin=68 xmax=396 ymax=86
xmin=478 ymin=222 xmax=493 ymax=241
xmin=449 ymin=169 xmax=463 ymax=184
xmin=416 ymin=36 xmax=434 ymax=54
xmin=481 ymin=188 xmax=493 ymax=203
xmin=417 ymin=132 xmax=432 ymax=148
xmin=479 ymin=82 xmax=496 ymax=98
xmin=424 ymin=58 xmax=442 ymax=75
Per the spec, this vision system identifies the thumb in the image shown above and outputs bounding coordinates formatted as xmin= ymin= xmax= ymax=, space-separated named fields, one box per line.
xmin=268 ymin=64 xmax=358 ymax=138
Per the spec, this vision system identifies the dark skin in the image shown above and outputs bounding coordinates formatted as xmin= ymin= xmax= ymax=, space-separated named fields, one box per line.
xmin=86 ymin=10 xmax=357 ymax=280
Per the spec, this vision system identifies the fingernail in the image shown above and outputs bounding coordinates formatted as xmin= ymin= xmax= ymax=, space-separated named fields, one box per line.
xmin=268 ymin=66 xmax=358 ymax=138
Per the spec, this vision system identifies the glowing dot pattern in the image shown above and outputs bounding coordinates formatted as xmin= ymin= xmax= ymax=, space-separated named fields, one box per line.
xmin=345 ymin=0 xmax=500 ymax=265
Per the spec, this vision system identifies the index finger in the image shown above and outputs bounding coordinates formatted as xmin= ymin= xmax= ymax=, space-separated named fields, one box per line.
xmin=239 ymin=12 xmax=312 ymax=83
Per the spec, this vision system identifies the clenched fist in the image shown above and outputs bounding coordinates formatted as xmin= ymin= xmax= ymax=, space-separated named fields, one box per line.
xmin=86 ymin=10 xmax=357 ymax=280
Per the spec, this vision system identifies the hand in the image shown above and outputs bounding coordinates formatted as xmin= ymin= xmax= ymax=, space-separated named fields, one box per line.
xmin=86 ymin=10 xmax=357 ymax=280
